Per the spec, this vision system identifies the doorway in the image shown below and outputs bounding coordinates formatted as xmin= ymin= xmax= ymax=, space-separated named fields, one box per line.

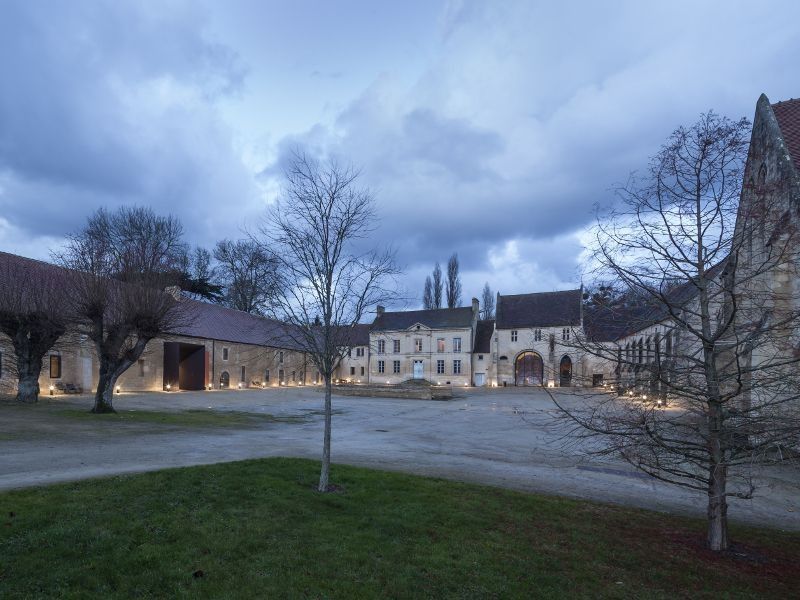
xmin=413 ymin=360 xmax=423 ymax=379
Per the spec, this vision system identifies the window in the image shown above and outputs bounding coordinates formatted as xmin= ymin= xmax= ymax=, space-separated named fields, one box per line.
xmin=378 ymin=340 xmax=385 ymax=354
xmin=393 ymin=360 xmax=400 ymax=374
xmin=265 ymin=369 xmax=270 ymax=382
xmin=453 ymin=338 xmax=461 ymax=353
xmin=350 ymin=366 xmax=356 ymax=376
xmin=378 ymin=360 xmax=385 ymax=373
xmin=279 ymin=369 xmax=285 ymax=383
xmin=279 ymin=351 xmax=284 ymax=364
xmin=356 ymin=347 xmax=365 ymax=357
xmin=562 ymin=328 xmax=570 ymax=341
xmin=437 ymin=359 xmax=445 ymax=374
xmin=315 ymin=371 xmax=320 ymax=384
xmin=360 ymin=366 xmax=365 ymax=376
xmin=49 ymin=355 xmax=62 ymax=379
xmin=453 ymin=359 xmax=462 ymax=375
xmin=291 ymin=371 xmax=296 ymax=382
xmin=414 ymin=338 xmax=423 ymax=352
xmin=241 ymin=366 xmax=246 ymax=383
xmin=393 ymin=339 xmax=400 ymax=353
xmin=437 ymin=338 xmax=445 ymax=353
xmin=511 ymin=330 xmax=518 ymax=342
xmin=222 ymin=347 xmax=229 ymax=361
xmin=138 ymin=359 xmax=145 ymax=377
xmin=348 ymin=348 xmax=352 ymax=358
xmin=534 ymin=329 xmax=542 ymax=341
xmin=478 ymin=355 xmax=484 ymax=361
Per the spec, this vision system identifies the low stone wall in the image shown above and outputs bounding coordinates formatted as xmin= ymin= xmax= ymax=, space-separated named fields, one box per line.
xmin=326 ymin=384 xmax=453 ymax=400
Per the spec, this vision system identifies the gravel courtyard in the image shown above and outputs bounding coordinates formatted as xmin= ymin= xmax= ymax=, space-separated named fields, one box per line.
xmin=1 ymin=387 xmax=797 ymax=530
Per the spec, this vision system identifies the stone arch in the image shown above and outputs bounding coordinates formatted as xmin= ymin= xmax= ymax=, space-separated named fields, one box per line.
xmin=559 ymin=355 xmax=573 ymax=387
xmin=514 ymin=351 xmax=544 ymax=386
xmin=219 ymin=371 xmax=230 ymax=388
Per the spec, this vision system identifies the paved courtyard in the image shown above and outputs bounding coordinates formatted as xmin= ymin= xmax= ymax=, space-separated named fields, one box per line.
xmin=1 ymin=387 xmax=797 ymax=530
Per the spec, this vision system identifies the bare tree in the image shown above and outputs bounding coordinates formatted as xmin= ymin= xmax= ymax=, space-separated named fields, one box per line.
xmin=179 ymin=247 xmax=222 ymax=302
xmin=213 ymin=239 xmax=280 ymax=315
xmin=445 ymin=253 xmax=462 ymax=308
xmin=263 ymin=152 xmax=397 ymax=492
xmin=0 ymin=253 xmax=70 ymax=402
xmin=432 ymin=262 xmax=443 ymax=309
xmin=480 ymin=282 xmax=495 ymax=319
xmin=57 ymin=207 xmax=192 ymax=413
xmin=558 ymin=111 xmax=800 ymax=551
xmin=422 ymin=276 xmax=434 ymax=309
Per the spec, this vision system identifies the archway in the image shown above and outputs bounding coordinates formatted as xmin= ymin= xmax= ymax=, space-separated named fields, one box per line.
xmin=559 ymin=355 xmax=572 ymax=387
xmin=515 ymin=351 xmax=543 ymax=386
xmin=219 ymin=371 xmax=230 ymax=388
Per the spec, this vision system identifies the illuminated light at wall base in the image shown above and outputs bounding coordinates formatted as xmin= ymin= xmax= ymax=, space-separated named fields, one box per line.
xmin=547 ymin=380 xmax=555 ymax=388
xmin=166 ymin=383 xmax=172 ymax=391
xmin=115 ymin=386 xmax=120 ymax=394
xmin=49 ymin=384 xmax=54 ymax=395
xmin=237 ymin=382 xmax=242 ymax=389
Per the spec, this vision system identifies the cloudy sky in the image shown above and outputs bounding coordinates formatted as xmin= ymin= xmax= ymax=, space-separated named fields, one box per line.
xmin=1 ymin=1 xmax=798 ymax=307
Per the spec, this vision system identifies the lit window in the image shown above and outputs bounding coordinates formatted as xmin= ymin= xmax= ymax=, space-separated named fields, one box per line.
xmin=393 ymin=360 xmax=400 ymax=374
xmin=415 ymin=338 xmax=423 ymax=352
xmin=378 ymin=360 xmax=385 ymax=373
xmin=378 ymin=340 xmax=385 ymax=354
xmin=393 ymin=339 xmax=400 ymax=353
xmin=437 ymin=359 xmax=445 ymax=374
xmin=453 ymin=338 xmax=461 ymax=353
xmin=511 ymin=330 xmax=518 ymax=342
xmin=437 ymin=338 xmax=445 ymax=353
xmin=453 ymin=359 xmax=462 ymax=374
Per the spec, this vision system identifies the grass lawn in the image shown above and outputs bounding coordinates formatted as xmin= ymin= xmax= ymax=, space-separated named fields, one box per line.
xmin=55 ymin=408 xmax=307 ymax=428
xmin=1 ymin=459 xmax=798 ymax=598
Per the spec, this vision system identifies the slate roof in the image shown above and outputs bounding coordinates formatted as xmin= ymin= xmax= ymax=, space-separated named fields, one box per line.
xmin=772 ymin=98 xmax=800 ymax=172
xmin=371 ymin=306 xmax=474 ymax=331
xmin=334 ymin=323 xmax=371 ymax=346
xmin=495 ymin=289 xmax=582 ymax=329
xmin=473 ymin=319 xmax=495 ymax=353
xmin=584 ymin=260 xmax=730 ymax=342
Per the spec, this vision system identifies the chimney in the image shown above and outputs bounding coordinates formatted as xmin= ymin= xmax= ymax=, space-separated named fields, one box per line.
xmin=376 ymin=305 xmax=385 ymax=315
xmin=472 ymin=297 xmax=479 ymax=315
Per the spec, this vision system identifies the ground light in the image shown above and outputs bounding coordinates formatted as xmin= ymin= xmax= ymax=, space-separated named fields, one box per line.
xmin=237 ymin=382 xmax=242 ymax=389
xmin=49 ymin=384 xmax=54 ymax=396
xmin=166 ymin=383 xmax=171 ymax=391
xmin=115 ymin=385 xmax=120 ymax=394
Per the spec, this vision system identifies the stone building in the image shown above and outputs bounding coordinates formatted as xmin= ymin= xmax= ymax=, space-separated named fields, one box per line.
xmin=369 ymin=300 xmax=480 ymax=386
xmin=491 ymin=289 xmax=586 ymax=387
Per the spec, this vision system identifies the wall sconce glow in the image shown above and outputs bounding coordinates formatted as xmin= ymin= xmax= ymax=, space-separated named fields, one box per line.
xmin=207 ymin=384 xmax=212 ymax=390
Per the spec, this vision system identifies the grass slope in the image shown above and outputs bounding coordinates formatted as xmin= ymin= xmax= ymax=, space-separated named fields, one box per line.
xmin=1 ymin=458 xmax=797 ymax=598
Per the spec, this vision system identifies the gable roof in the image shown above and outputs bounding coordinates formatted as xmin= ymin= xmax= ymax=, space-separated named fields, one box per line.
xmin=495 ymin=289 xmax=582 ymax=329
xmin=473 ymin=319 xmax=494 ymax=353
xmin=371 ymin=306 xmax=474 ymax=332
xmin=771 ymin=98 xmax=800 ymax=172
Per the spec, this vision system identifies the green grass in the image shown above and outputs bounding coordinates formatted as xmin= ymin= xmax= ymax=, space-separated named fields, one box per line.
xmin=0 ymin=459 xmax=797 ymax=599
xmin=56 ymin=408 xmax=306 ymax=428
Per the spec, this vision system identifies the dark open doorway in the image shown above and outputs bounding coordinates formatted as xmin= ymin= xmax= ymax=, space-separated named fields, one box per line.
xmin=163 ymin=342 xmax=206 ymax=391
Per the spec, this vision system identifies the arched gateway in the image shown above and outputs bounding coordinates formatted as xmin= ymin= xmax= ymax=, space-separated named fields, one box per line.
xmin=515 ymin=351 xmax=544 ymax=386
xmin=560 ymin=355 xmax=572 ymax=387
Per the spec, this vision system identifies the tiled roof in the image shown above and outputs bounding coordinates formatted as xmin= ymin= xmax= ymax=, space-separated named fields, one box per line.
xmin=371 ymin=306 xmax=474 ymax=331
xmin=772 ymin=98 xmax=800 ymax=172
xmin=473 ymin=319 xmax=494 ymax=353
xmin=175 ymin=299 xmax=307 ymax=351
xmin=495 ymin=289 xmax=582 ymax=329
xmin=335 ymin=323 xmax=370 ymax=346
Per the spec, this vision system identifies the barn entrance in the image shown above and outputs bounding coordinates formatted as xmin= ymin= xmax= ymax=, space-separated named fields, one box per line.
xmin=515 ymin=351 xmax=544 ymax=386
xmin=163 ymin=342 xmax=206 ymax=391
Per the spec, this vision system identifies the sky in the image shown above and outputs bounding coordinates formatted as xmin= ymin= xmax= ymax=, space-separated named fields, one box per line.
xmin=1 ymin=0 xmax=799 ymax=308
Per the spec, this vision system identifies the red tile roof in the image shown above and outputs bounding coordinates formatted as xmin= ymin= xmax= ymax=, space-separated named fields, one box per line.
xmin=771 ymin=98 xmax=800 ymax=172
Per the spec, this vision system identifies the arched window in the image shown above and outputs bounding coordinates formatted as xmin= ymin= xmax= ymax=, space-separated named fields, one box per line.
xmin=219 ymin=371 xmax=230 ymax=388
xmin=559 ymin=355 xmax=572 ymax=387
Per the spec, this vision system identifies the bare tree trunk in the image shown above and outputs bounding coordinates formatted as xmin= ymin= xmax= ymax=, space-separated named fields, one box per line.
xmin=318 ymin=374 xmax=332 ymax=492
xmin=16 ymin=366 xmax=41 ymax=403
xmin=707 ymin=402 xmax=729 ymax=551
xmin=93 ymin=368 xmax=116 ymax=414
